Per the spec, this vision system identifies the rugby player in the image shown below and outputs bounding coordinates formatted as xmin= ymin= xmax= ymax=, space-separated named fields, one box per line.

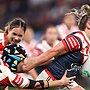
xmin=22 ymin=4 xmax=90 ymax=90
xmin=0 ymin=44 xmax=75 ymax=89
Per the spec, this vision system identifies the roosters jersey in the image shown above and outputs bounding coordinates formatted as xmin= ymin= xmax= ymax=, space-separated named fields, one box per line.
xmin=46 ymin=31 xmax=90 ymax=79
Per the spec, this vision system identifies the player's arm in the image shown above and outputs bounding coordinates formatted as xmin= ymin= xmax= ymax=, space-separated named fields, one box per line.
xmin=21 ymin=35 xmax=82 ymax=71
xmin=0 ymin=61 xmax=75 ymax=89
xmin=26 ymin=71 xmax=75 ymax=89
xmin=21 ymin=41 xmax=66 ymax=71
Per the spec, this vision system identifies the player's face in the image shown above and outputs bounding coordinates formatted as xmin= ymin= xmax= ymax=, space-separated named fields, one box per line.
xmin=86 ymin=18 xmax=90 ymax=30
xmin=24 ymin=28 xmax=34 ymax=43
xmin=85 ymin=17 xmax=90 ymax=38
xmin=64 ymin=14 xmax=76 ymax=28
xmin=7 ymin=27 xmax=24 ymax=44
xmin=45 ymin=27 xmax=58 ymax=45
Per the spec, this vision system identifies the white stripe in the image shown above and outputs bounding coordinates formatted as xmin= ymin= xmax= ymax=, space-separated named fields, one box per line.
xmin=65 ymin=38 xmax=71 ymax=51
xmin=71 ymin=37 xmax=77 ymax=46
xmin=68 ymin=38 xmax=74 ymax=48
xmin=0 ymin=33 xmax=4 ymax=45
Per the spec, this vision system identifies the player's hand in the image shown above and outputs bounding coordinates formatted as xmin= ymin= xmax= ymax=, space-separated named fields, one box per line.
xmin=60 ymin=70 xmax=76 ymax=86
xmin=23 ymin=57 xmax=36 ymax=71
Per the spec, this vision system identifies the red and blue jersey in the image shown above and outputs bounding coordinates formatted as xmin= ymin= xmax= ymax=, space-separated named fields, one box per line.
xmin=62 ymin=31 xmax=90 ymax=64
xmin=46 ymin=31 xmax=90 ymax=79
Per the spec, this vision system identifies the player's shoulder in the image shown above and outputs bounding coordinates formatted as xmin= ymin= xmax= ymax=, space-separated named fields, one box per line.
xmin=70 ymin=31 xmax=85 ymax=39
xmin=0 ymin=33 xmax=6 ymax=41
xmin=56 ymin=24 xmax=66 ymax=30
xmin=70 ymin=31 xmax=90 ymax=45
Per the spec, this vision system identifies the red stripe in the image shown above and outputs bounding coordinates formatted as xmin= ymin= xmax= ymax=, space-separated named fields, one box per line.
xmin=17 ymin=76 xmax=21 ymax=84
xmin=77 ymin=31 xmax=90 ymax=64
xmin=86 ymin=46 xmax=89 ymax=55
xmin=78 ymin=32 xmax=89 ymax=64
xmin=65 ymin=36 xmax=74 ymax=51
xmin=45 ymin=69 xmax=56 ymax=80
xmin=78 ymin=31 xmax=89 ymax=45
xmin=70 ymin=37 xmax=76 ymax=47
xmin=18 ymin=78 xmax=23 ymax=86
xmin=12 ymin=75 xmax=24 ymax=86
xmin=0 ymin=77 xmax=11 ymax=86
xmin=72 ymin=36 xmax=80 ymax=50
xmin=70 ymin=36 xmax=78 ymax=49
xmin=12 ymin=75 xmax=19 ymax=86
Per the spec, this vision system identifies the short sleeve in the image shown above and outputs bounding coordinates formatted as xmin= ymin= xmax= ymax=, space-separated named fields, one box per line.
xmin=62 ymin=35 xmax=82 ymax=52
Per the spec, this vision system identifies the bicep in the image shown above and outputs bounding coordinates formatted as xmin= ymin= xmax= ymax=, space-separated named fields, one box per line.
xmin=22 ymin=41 xmax=66 ymax=70
xmin=50 ymin=41 xmax=66 ymax=56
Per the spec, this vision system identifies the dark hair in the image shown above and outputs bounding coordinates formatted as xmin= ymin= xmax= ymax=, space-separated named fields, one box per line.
xmin=78 ymin=15 xmax=89 ymax=30
xmin=5 ymin=18 xmax=26 ymax=33
xmin=65 ymin=8 xmax=78 ymax=16
xmin=43 ymin=25 xmax=56 ymax=34
xmin=78 ymin=5 xmax=90 ymax=30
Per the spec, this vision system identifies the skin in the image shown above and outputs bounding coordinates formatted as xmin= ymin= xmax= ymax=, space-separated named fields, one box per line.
xmin=63 ymin=14 xmax=76 ymax=30
xmin=3 ymin=24 xmax=75 ymax=89
xmin=19 ymin=19 xmax=90 ymax=90
xmin=6 ymin=27 xmax=24 ymax=45
xmin=4 ymin=27 xmax=25 ymax=90
xmin=23 ymin=27 xmax=34 ymax=44
xmin=45 ymin=26 xmax=59 ymax=47
xmin=22 ymin=19 xmax=90 ymax=71
xmin=0 ymin=62 xmax=76 ymax=89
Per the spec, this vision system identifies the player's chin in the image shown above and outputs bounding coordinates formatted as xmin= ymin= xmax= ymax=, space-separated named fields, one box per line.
xmin=70 ymin=86 xmax=85 ymax=90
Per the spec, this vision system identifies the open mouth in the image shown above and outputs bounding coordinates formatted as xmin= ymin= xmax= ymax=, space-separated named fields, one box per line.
xmin=11 ymin=39 xmax=20 ymax=44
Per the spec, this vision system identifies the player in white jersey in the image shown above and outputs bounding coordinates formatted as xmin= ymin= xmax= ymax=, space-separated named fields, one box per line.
xmin=19 ymin=27 xmax=38 ymax=82
xmin=0 ymin=18 xmax=76 ymax=90
xmin=34 ymin=25 xmax=60 ymax=74
xmin=35 ymin=25 xmax=59 ymax=55
xmin=0 ymin=44 xmax=75 ymax=90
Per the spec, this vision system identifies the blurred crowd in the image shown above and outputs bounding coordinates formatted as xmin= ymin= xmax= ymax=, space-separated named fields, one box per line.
xmin=0 ymin=0 xmax=90 ymax=89
xmin=0 ymin=0 xmax=90 ymax=31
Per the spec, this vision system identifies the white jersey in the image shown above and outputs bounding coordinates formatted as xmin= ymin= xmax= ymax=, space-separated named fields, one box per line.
xmin=36 ymin=40 xmax=59 ymax=53
xmin=19 ymin=40 xmax=36 ymax=56
xmin=56 ymin=23 xmax=79 ymax=39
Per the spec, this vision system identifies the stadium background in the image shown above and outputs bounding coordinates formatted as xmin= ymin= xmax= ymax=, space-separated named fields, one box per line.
xmin=0 ymin=0 xmax=90 ymax=90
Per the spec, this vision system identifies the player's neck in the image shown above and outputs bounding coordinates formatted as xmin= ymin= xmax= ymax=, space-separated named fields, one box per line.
xmin=46 ymin=41 xmax=53 ymax=47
